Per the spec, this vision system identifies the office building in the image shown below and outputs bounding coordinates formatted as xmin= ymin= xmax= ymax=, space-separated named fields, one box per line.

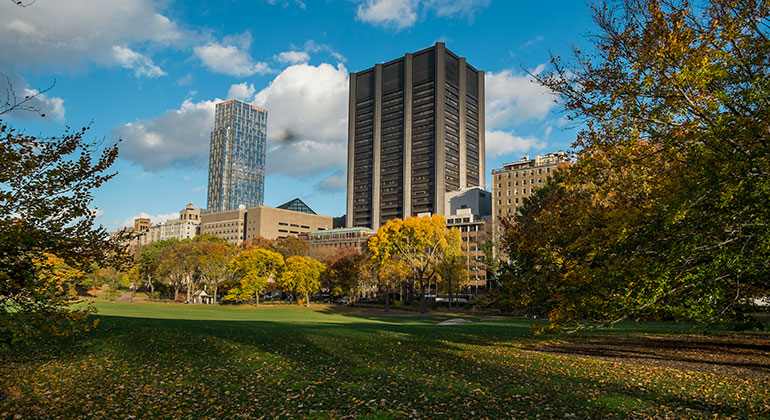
xmin=113 ymin=204 xmax=202 ymax=253
xmin=306 ymin=227 xmax=376 ymax=257
xmin=207 ymin=99 xmax=268 ymax=212
xmin=491 ymin=151 xmax=570 ymax=234
xmin=346 ymin=42 xmax=485 ymax=230
xmin=446 ymin=209 xmax=491 ymax=292
xmin=200 ymin=199 xmax=333 ymax=246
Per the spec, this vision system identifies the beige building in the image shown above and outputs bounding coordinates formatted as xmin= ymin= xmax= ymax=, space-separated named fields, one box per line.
xmin=114 ymin=204 xmax=202 ymax=254
xmin=201 ymin=199 xmax=333 ymax=246
xmin=446 ymin=208 xmax=491 ymax=292
xmin=491 ymin=151 xmax=570 ymax=230
xmin=307 ymin=227 xmax=376 ymax=257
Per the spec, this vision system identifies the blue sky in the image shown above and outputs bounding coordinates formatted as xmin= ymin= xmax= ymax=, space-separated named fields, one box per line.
xmin=1 ymin=0 xmax=594 ymax=229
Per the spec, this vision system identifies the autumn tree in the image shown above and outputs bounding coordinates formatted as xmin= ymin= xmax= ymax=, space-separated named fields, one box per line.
xmin=502 ymin=0 xmax=770 ymax=329
xmin=225 ymin=248 xmax=283 ymax=305
xmin=324 ymin=247 xmax=368 ymax=305
xmin=369 ymin=215 xmax=463 ymax=314
xmin=280 ymin=256 xmax=325 ymax=307
xmin=0 ymin=86 xmax=126 ymax=340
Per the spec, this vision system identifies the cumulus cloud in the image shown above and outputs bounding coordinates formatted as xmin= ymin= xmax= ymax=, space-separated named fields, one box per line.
xmin=318 ymin=170 xmax=347 ymax=192
xmin=121 ymin=212 xmax=179 ymax=228
xmin=0 ymin=0 xmax=186 ymax=73
xmin=485 ymin=129 xmax=545 ymax=158
xmin=357 ymin=0 xmax=489 ymax=29
xmin=227 ymin=82 xmax=256 ymax=100
xmin=253 ymin=62 xmax=349 ymax=176
xmin=112 ymin=98 xmax=219 ymax=171
xmin=357 ymin=0 xmax=418 ymax=30
xmin=194 ymin=34 xmax=273 ymax=77
xmin=112 ymin=46 xmax=166 ymax=78
xmin=113 ymin=62 xmax=349 ymax=177
xmin=275 ymin=50 xmax=310 ymax=65
xmin=0 ymin=73 xmax=65 ymax=121
xmin=485 ymin=65 xmax=557 ymax=129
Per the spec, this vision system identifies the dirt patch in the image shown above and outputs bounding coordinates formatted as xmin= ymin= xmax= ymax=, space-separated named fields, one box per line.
xmin=524 ymin=334 xmax=770 ymax=379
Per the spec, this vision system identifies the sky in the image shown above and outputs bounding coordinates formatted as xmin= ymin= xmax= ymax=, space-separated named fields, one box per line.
xmin=1 ymin=0 xmax=595 ymax=230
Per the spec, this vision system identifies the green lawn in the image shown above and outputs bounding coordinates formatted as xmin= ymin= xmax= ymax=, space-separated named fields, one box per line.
xmin=1 ymin=302 xmax=768 ymax=419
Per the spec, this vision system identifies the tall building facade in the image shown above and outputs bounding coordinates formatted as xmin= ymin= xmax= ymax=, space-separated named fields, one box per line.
xmin=207 ymin=99 xmax=268 ymax=212
xmin=346 ymin=42 xmax=485 ymax=229
xmin=491 ymin=151 xmax=570 ymax=231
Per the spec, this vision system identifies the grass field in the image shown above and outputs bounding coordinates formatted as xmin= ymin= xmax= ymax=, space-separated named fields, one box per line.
xmin=1 ymin=302 xmax=768 ymax=419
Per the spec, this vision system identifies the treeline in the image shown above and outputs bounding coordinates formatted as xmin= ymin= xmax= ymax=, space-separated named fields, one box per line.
xmin=97 ymin=214 xmax=469 ymax=312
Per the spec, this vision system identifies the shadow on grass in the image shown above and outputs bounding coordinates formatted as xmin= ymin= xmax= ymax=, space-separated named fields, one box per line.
xmin=2 ymin=312 xmax=767 ymax=419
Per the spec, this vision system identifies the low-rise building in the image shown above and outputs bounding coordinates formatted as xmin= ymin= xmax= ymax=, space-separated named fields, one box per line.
xmin=446 ymin=209 xmax=491 ymax=293
xmin=307 ymin=227 xmax=376 ymax=257
xmin=200 ymin=198 xmax=333 ymax=246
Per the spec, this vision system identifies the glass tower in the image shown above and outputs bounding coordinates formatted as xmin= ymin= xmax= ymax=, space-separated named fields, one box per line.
xmin=207 ymin=100 xmax=268 ymax=212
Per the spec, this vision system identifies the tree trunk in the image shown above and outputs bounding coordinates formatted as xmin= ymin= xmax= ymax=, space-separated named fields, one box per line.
xmin=255 ymin=290 xmax=260 ymax=306
xmin=420 ymin=279 xmax=427 ymax=314
xmin=305 ymin=292 xmax=310 ymax=307
xmin=449 ymin=285 xmax=453 ymax=309
xmin=149 ymin=280 xmax=155 ymax=300
xmin=385 ymin=283 xmax=390 ymax=312
xmin=174 ymin=286 xmax=179 ymax=302
xmin=213 ymin=284 xmax=218 ymax=304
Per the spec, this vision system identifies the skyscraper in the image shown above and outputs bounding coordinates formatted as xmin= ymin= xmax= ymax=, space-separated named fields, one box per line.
xmin=207 ymin=99 xmax=268 ymax=212
xmin=346 ymin=42 xmax=485 ymax=229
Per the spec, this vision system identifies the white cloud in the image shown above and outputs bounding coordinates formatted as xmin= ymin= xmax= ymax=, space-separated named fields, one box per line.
xmin=521 ymin=35 xmax=544 ymax=49
xmin=227 ymin=82 xmax=256 ymax=101
xmin=485 ymin=65 xmax=557 ymax=128
xmin=113 ymin=62 xmax=348 ymax=177
xmin=356 ymin=0 xmax=489 ymax=29
xmin=91 ymin=209 xmax=105 ymax=218
xmin=253 ymin=62 xmax=349 ymax=176
xmin=112 ymin=98 xmax=219 ymax=171
xmin=275 ymin=50 xmax=310 ymax=65
xmin=112 ymin=46 xmax=165 ymax=78
xmin=318 ymin=170 xmax=347 ymax=192
xmin=357 ymin=0 xmax=418 ymax=29
xmin=485 ymin=129 xmax=545 ymax=158
xmin=0 ymin=73 xmax=65 ymax=121
xmin=194 ymin=35 xmax=273 ymax=77
xmin=425 ymin=0 xmax=490 ymax=19
xmin=0 ymin=0 xmax=187 ymax=73
xmin=121 ymin=212 xmax=179 ymax=228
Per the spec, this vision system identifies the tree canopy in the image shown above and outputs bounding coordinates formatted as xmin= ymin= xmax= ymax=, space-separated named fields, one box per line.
xmin=501 ymin=0 xmax=770 ymax=330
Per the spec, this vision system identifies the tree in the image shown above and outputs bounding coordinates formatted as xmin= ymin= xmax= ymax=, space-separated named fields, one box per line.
xmin=502 ymin=0 xmax=770 ymax=329
xmin=225 ymin=248 xmax=283 ymax=305
xmin=138 ymin=239 xmax=180 ymax=299
xmin=1 ymin=85 xmax=126 ymax=341
xmin=279 ymin=256 xmax=325 ymax=307
xmin=437 ymin=252 xmax=468 ymax=309
xmin=369 ymin=215 xmax=462 ymax=314
xmin=325 ymin=247 xmax=367 ymax=305
xmin=197 ymin=242 xmax=235 ymax=303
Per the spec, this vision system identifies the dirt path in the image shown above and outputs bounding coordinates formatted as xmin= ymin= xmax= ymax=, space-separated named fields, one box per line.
xmin=524 ymin=334 xmax=770 ymax=378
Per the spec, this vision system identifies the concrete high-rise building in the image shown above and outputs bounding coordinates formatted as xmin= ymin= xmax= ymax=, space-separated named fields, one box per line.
xmin=346 ymin=42 xmax=485 ymax=230
xmin=207 ymin=99 xmax=268 ymax=212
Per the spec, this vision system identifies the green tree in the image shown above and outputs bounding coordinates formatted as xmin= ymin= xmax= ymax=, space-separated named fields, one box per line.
xmin=437 ymin=252 xmax=468 ymax=309
xmin=369 ymin=215 xmax=462 ymax=314
xmin=225 ymin=248 xmax=283 ymax=305
xmin=280 ymin=256 xmax=325 ymax=307
xmin=138 ymin=239 xmax=180 ymax=299
xmin=197 ymin=241 xmax=235 ymax=303
xmin=0 ymin=89 xmax=126 ymax=341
